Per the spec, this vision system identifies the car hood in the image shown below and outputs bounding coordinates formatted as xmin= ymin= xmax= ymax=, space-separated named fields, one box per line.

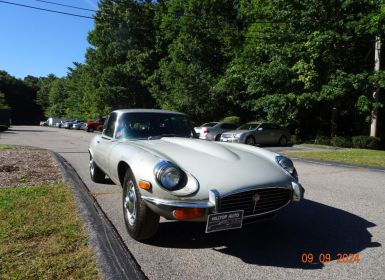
xmin=128 ymin=138 xmax=291 ymax=198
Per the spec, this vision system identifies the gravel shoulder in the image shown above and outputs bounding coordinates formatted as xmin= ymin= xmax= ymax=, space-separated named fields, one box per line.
xmin=0 ymin=146 xmax=63 ymax=188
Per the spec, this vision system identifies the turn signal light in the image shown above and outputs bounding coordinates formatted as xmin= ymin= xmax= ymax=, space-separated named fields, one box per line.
xmin=173 ymin=208 xmax=205 ymax=220
xmin=138 ymin=180 xmax=152 ymax=190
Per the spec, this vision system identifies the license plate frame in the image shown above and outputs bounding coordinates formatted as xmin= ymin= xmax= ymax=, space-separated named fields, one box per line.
xmin=205 ymin=210 xmax=244 ymax=233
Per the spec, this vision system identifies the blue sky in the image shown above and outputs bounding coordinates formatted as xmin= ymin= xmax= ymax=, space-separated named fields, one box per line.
xmin=0 ymin=0 xmax=98 ymax=79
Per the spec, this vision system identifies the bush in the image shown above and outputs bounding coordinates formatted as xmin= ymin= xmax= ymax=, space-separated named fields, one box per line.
xmin=221 ymin=116 xmax=240 ymax=125
xmin=330 ymin=136 xmax=351 ymax=148
xmin=314 ymin=136 xmax=331 ymax=145
xmin=352 ymin=136 xmax=381 ymax=149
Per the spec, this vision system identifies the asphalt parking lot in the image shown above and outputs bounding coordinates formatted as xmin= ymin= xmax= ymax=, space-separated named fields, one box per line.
xmin=1 ymin=126 xmax=384 ymax=280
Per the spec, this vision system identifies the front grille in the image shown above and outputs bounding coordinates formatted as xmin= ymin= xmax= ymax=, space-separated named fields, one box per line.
xmin=219 ymin=187 xmax=292 ymax=216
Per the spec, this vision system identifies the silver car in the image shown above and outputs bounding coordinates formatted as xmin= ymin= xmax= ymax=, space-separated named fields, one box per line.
xmin=220 ymin=122 xmax=290 ymax=146
xmin=89 ymin=109 xmax=304 ymax=241
xmin=194 ymin=122 xmax=238 ymax=141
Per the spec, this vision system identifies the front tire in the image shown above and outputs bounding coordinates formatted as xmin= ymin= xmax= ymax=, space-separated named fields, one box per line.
xmin=89 ymin=154 xmax=106 ymax=183
xmin=279 ymin=135 xmax=288 ymax=146
xmin=245 ymin=136 xmax=256 ymax=145
xmin=123 ymin=169 xmax=159 ymax=241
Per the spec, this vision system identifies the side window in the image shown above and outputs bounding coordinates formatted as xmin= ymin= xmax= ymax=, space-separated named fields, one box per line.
xmin=103 ymin=113 xmax=117 ymax=138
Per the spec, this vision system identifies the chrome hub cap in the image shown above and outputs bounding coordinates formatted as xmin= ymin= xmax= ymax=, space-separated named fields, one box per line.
xmin=124 ymin=181 xmax=137 ymax=226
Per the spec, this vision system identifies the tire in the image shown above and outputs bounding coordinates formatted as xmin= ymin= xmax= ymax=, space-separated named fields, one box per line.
xmin=245 ymin=136 xmax=256 ymax=145
xmin=122 ymin=169 xmax=160 ymax=241
xmin=89 ymin=154 xmax=106 ymax=183
xmin=279 ymin=135 xmax=288 ymax=146
xmin=87 ymin=126 xmax=94 ymax=133
xmin=215 ymin=134 xmax=221 ymax=141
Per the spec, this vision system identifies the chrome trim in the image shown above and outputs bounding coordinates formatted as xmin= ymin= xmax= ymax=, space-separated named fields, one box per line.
xmin=209 ymin=189 xmax=221 ymax=213
xmin=142 ymin=196 xmax=214 ymax=208
xmin=291 ymin=181 xmax=304 ymax=202
xmin=220 ymin=185 xmax=292 ymax=198
xmin=243 ymin=200 xmax=291 ymax=219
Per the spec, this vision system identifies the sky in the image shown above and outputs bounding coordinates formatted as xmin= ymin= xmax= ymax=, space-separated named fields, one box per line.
xmin=0 ymin=0 xmax=99 ymax=79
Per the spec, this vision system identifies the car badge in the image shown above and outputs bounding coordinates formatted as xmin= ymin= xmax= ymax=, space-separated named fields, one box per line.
xmin=252 ymin=194 xmax=260 ymax=203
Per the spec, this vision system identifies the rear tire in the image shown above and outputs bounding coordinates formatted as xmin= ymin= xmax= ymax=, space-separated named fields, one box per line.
xmin=122 ymin=169 xmax=159 ymax=241
xmin=89 ymin=154 xmax=106 ymax=183
xmin=215 ymin=134 xmax=221 ymax=141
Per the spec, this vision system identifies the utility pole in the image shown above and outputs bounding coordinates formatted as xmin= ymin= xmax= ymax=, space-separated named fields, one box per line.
xmin=370 ymin=36 xmax=381 ymax=137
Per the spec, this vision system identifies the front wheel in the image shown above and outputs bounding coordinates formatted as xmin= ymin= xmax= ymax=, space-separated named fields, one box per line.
xmin=245 ymin=136 xmax=256 ymax=145
xmin=123 ymin=169 xmax=159 ymax=241
xmin=279 ymin=136 xmax=288 ymax=146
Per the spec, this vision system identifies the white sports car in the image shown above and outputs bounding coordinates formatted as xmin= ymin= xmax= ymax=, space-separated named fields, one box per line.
xmin=89 ymin=109 xmax=304 ymax=241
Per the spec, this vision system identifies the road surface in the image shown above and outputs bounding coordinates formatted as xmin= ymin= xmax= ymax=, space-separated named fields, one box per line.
xmin=1 ymin=126 xmax=384 ymax=280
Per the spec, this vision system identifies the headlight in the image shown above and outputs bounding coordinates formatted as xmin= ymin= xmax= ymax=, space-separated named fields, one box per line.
xmin=154 ymin=161 xmax=186 ymax=190
xmin=276 ymin=155 xmax=298 ymax=181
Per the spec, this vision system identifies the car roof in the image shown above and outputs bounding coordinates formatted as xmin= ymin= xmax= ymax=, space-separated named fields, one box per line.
xmin=112 ymin=109 xmax=186 ymax=115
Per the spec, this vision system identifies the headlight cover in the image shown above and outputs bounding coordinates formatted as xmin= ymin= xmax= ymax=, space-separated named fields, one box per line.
xmin=154 ymin=161 xmax=187 ymax=191
xmin=276 ymin=155 xmax=298 ymax=181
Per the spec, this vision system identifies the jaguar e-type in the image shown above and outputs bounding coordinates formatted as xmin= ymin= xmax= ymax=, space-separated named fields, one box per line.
xmin=88 ymin=109 xmax=304 ymax=241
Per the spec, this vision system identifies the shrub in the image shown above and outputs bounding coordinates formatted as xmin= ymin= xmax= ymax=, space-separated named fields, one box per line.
xmin=314 ymin=136 xmax=331 ymax=145
xmin=221 ymin=116 xmax=240 ymax=125
xmin=352 ymin=136 xmax=381 ymax=149
xmin=330 ymin=136 xmax=351 ymax=148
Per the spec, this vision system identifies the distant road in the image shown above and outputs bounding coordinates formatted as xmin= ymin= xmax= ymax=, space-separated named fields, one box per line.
xmin=1 ymin=126 xmax=384 ymax=280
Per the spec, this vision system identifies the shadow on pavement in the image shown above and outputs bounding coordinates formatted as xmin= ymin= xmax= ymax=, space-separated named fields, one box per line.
xmin=149 ymin=199 xmax=380 ymax=269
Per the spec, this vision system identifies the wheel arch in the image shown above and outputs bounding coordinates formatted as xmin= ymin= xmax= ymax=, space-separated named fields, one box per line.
xmin=118 ymin=161 xmax=132 ymax=187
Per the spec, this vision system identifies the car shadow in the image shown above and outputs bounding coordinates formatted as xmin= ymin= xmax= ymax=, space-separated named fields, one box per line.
xmin=148 ymin=199 xmax=380 ymax=269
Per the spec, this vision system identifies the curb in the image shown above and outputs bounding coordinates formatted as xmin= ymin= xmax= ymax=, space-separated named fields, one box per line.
xmin=291 ymin=157 xmax=385 ymax=173
xmin=52 ymin=152 xmax=147 ymax=280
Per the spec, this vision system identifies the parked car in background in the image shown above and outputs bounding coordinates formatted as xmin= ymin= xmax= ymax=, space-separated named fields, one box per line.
xmin=220 ymin=122 xmax=290 ymax=146
xmin=194 ymin=122 xmax=238 ymax=141
xmin=55 ymin=120 xmax=68 ymax=128
xmin=89 ymin=109 xmax=304 ymax=241
xmin=40 ymin=120 xmax=48 ymax=126
xmin=72 ymin=121 xmax=85 ymax=130
xmin=47 ymin=117 xmax=62 ymax=127
xmin=0 ymin=109 xmax=11 ymax=131
xmin=63 ymin=120 xmax=83 ymax=129
xmin=82 ymin=118 xmax=105 ymax=132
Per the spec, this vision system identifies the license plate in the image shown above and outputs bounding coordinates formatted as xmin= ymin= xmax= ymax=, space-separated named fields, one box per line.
xmin=221 ymin=138 xmax=228 ymax=142
xmin=205 ymin=210 xmax=244 ymax=233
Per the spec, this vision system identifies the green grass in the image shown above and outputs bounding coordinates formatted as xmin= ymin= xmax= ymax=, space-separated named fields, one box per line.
xmin=0 ymin=185 xmax=100 ymax=279
xmin=0 ymin=144 xmax=13 ymax=150
xmin=284 ymin=148 xmax=385 ymax=168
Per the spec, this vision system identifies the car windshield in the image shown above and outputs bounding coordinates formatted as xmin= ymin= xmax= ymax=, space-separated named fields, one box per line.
xmin=201 ymin=122 xmax=218 ymax=127
xmin=115 ymin=112 xmax=193 ymax=140
xmin=237 ymin=123 xmax=260 ymax=130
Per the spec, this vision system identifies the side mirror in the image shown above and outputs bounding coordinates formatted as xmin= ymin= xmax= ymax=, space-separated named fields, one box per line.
xmin=258 ymin=127 xmax=263 ymax=131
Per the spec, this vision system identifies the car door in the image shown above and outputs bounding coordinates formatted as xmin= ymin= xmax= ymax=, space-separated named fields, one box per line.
xmin=93 ymin=113 xmax=118 ymax=174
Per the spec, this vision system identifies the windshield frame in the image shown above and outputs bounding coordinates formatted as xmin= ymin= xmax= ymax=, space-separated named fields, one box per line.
xmin=114 ymin=112 xmax=196 ymax=140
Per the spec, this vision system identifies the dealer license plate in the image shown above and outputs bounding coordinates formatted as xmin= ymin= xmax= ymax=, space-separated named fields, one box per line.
xmin=205 ymin=210 xmax=244 ymax=233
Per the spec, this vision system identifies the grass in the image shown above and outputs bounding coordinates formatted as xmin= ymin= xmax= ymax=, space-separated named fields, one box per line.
xmin=284 ymin=148 xmax=385 ymax=168
xmin=0 ymin=184 xmax=100 ymax=279
xmin=0 ymin=144 xmax=13 ymax=150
